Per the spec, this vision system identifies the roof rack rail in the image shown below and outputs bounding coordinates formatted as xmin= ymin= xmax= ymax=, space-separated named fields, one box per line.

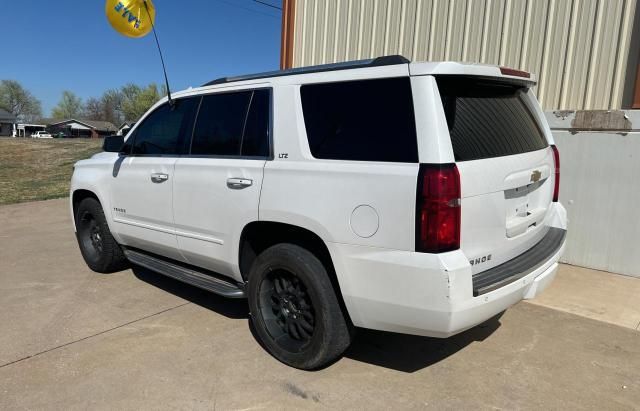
xmin=202 ymin=55 xmax=410 ymax=86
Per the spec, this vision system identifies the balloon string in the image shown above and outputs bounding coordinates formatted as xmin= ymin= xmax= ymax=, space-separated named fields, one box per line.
xmin=143 ymin=0 xmax=173 ymax=107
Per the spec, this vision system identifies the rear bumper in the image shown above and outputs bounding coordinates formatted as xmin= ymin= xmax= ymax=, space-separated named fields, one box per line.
xmin=328 ymin=203 xmax=567 ymax=338
xmin=472 ymin=227 xmax=566 ymax=296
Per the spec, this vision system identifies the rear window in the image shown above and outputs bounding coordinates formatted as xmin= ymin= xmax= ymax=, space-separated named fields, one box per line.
xmin=300 ymin=78 xmax=418 ymax=163
xmin=437 ymin=77 xmax=548 ymax=162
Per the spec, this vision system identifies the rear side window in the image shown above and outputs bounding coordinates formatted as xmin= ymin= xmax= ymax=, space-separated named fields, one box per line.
xmin=300 ymin=78 xmax=418 ymax=163
xmin=191 ymin=91 xmax=252 ymax=156
xmin=191 ymin=89 xmax=270 ymax=157
xmin=437 ymin=76 xmax=548 ymax=162
xmin=241 ymin=89 xmax=270 ymax=157
xmin=130 ymin=98 xmax=198 ymax=155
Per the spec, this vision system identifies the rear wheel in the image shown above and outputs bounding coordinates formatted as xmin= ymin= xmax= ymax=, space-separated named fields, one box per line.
xmin=248 ymin=243 xmax=352 ymax=370
xmin=75 ymin=197 xmax=128 ymax=273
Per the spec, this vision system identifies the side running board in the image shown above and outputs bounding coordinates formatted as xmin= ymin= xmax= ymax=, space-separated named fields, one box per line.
xmin=124 ymin=249 xmax=246 ymax=298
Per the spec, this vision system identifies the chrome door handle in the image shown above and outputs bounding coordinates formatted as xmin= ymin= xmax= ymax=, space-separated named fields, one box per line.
xmin=150 ymin=173 xmax=169 ymax=183
xmin=227 ymin=178 xmax=253 ymax=189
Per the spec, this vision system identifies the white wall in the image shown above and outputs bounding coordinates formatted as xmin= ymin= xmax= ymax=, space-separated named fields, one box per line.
xmin=547 ymin=110 xmax=640 ymax=277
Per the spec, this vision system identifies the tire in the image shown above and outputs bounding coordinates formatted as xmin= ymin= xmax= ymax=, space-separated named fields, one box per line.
xmin=248 ymin=243 xmax=353 ymax=370
xmin=75 ymin=197 xmax=128 ymax=273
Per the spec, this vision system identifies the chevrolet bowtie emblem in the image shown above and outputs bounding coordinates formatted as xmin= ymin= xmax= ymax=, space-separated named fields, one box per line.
xmin=530 ymin=170 xmax=542 ymax=182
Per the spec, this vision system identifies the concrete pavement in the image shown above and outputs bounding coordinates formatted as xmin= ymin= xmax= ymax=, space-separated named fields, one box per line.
xmin=1 ymin=198 xmax=639 ymax=410
xmin=527 ymin=263 xmax=640 ymax=331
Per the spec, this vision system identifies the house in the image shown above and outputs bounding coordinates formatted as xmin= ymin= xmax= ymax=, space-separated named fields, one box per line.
xmin=116 ymin=121 xmax=136 ymax=136
xmin=0 ymin=108 xmax=16 ymax=136
xmin=44 ymin=119 xmax=118 ymax=138
xmin=280 ymin=0 xmax=639 ymax=111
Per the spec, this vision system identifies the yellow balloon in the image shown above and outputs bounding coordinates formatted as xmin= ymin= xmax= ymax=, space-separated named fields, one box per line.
xmin=105 ymin=0 xmax=156 ymax=38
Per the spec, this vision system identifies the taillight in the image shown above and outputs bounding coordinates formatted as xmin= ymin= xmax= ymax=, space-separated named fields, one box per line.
xmin=416 ymin=164 xmax=461 ymax=253
xmin=551 ymin=145 xmax=560 ymax=202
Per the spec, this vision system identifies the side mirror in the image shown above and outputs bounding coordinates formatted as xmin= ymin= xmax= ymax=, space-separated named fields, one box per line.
xmin=103 ymin=135 xmax=125 ymax=153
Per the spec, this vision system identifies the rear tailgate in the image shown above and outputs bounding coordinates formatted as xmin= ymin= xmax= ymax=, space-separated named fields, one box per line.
xmin=435 ymin=75 xmax=556 ymax=274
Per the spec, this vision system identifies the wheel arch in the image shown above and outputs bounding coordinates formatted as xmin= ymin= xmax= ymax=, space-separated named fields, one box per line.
xmin=70 ymin=188 xmax=112 ymax=234
xmin=72 ymin=189 xmax=100 ymax=212
xmin=239 ymin=221 xmax=352 ymax=325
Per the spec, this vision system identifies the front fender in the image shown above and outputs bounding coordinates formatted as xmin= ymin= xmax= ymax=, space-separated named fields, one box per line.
xmin=70 ymin=155 xmax=119 ymax=240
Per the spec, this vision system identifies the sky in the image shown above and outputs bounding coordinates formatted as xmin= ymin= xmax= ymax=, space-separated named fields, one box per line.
xmin=2 ymin=0 xmax=282 ymax=116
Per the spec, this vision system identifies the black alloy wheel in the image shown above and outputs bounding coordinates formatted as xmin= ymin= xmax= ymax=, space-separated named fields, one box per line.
xmin=75 ymin=197 xmax=128 ymax=273
xmin=78 ymin=211 xmax=104 ymax=259
xmin=248 ymin=243 xmax=353 ymax=370
xmin=259 ymin=269 xmax=316 ymax=352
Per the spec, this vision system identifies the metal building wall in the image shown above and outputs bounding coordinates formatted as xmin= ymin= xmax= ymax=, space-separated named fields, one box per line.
xmin=292 ymin=0 xmax=637 ymax=110
xmin=547 ymin=111 xmax=640 ymax=278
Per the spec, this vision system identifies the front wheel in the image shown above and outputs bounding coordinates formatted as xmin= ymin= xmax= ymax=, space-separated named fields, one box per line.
xmin=75 ymin=197 xmax=128 ymax=273
xmin=248 ymin=243 xmax=352 ymax=370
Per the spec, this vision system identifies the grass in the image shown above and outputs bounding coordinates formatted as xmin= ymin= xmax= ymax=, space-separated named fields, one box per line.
xmin=0 ymin=137 xmax=103 ymax=205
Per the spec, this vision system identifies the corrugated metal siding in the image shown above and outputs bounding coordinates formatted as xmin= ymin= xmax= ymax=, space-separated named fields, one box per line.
xmin=291 ymin=0 xmax=637 ymax=110
xmin=547 ymin=111 xmax=640 ymax=278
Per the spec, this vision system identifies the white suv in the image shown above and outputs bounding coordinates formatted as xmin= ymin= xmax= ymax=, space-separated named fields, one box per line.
xmin=71 ymin=56 xmax=567 ymax=369
xmin=31 ymin=131 xmax=53 ymax=138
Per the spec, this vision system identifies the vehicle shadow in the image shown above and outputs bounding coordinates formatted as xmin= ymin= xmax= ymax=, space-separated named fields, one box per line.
xmin=131 ymin=265 xmax=502 ymax=373
xmin=343 ymin=313 xmax=503 ymax=373
xmin=130 ymin=266 xmax=249 ymax=320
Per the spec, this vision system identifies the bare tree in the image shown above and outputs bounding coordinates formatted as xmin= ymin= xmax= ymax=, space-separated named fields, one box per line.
xmin=101 ymin=89 xmax=124 ymax=125
xmin=83 ymin=97 xmax=103 ymax=120
xmin=80 ymin=90 xmax=123 ymax=125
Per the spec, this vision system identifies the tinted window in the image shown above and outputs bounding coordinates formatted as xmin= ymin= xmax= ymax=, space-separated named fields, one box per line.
xmin=437 ymin=77 xmax=548 ymax=162
xmin=191 ymin=92 xmax=252 ymax=156
xmin=130 ymin=98 xmax=198 ymax=155
xmin=241 ymin=89 xmax=270 ymax=157
xmin=300 ymin=78 xmax=418 ymax=163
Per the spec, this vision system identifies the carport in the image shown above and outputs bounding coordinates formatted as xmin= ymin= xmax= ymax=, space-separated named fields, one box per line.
xmin=13 ymin=123 xmax=46 ymax=137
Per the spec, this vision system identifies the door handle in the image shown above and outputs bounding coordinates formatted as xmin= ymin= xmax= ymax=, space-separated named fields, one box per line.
xmin=150 ymin=173 xmax=169 ymax=183
xmin=227 ymin=178 xmax=253 ymax=189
